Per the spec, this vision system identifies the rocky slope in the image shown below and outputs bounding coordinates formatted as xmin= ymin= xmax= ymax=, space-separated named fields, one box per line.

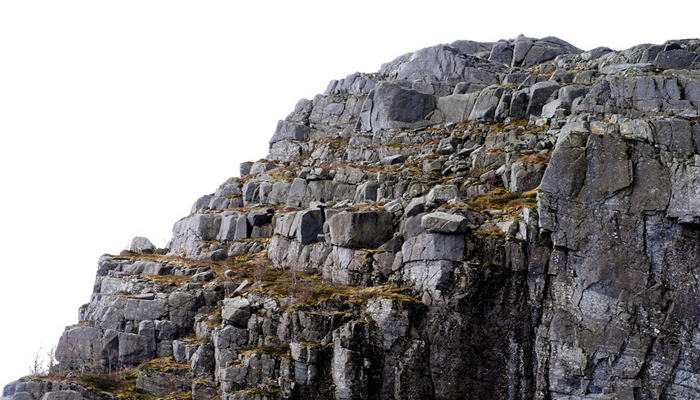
xmin=5 ymin=35 xmax=700 ymax=400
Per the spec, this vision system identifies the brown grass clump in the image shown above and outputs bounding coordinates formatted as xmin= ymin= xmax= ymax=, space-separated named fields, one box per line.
xmin=474 ymin=226 xmax=507 ymax=239
xmin=141 ymin=357 xmax=191 ymax=373
xmin=461 ymin=188 xmax=537 ymax=214
xmin=518 ymin=150 xmax=552 ymax=164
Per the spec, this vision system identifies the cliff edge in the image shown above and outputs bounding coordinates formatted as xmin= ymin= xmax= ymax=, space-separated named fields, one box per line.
xmin=5 ymin=35 xmax=700 ymax=400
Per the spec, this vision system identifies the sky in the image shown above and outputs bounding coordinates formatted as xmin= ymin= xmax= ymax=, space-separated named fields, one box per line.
xmin=0 ymin=0 xmax=698 ymax=388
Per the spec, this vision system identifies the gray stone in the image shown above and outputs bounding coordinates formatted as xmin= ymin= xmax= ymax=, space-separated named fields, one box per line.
xmin=40 ymin=392 xmax=84 ymax=400
xmin=234 ymin=215 xmax=249 ymax=240
xmin=129 ymin=237 xmax=155 ymax=253
xmin=136 ymin=368 xmax=191 ymax=398
xmin=509 ymin=162 xmax=546 ymax=192
xmin=654 ymin=49 xmax=697 ymax=69
xmin=239 ymin=162 xmax=252 ymax=178
xmin=526 ymin=81 xmax=560 ymax=116
xmin=328 ymin=210 xmax=393 ymax=249
xmin=402 ymin=232 xmax=464 ymax=262
xmin=370 ymin=81 xmax=437 ymax=132
xmin=401 ymin=260 xmax=454 ymax=296
xmin=404 ymin=197 xmax=426 ymax=217
xmin=118 ymin=332 xmax=155 ymax=364
xmin=155 ymin=320 xmax=177 ymax=340
xmin=291 ymin=209 xmax=324 ymax=245
xmin=520 ymin=36 xmax=582 ymax=68
xmin=192 ymin=271 xmax=215 ymax=282
xmin=55 ymin=325 xmax=104 ymax=370
xmin=138 ymin=320 xmax=156 ymax=337
xmin=421 ymin=212 xmax=468 ymax=234
xmin=426 ymin=185 xmax=459 ymax=204
xmin=580 ymin=46 xmax=613 ymax=61
xmin=381 ymin=154 xmax=405 ymax=165
xmin=468 ymin=85 xmax=505 ymax=121
xmin=269 ymin=120 xmax=311 ymax=144
xmin=247 ymin=209 xmax=274 ymax=227
xmin=512 ymin=36 xmax=534 ymax=67
xmin=354 ymin=182 xmax=379 ymax=203
xmin=222 ymin=296 xmax=251 ymax=328
xmin=489 ymin=40 xmax=513 ymax=65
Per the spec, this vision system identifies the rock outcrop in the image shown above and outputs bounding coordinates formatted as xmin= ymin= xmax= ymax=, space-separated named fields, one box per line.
xmin=6 ymin=35 xmax=700 ymax=400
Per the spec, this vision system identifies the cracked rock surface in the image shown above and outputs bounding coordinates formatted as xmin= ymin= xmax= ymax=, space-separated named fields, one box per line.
xmin=6 ymin=35 xmax=700 ymax=400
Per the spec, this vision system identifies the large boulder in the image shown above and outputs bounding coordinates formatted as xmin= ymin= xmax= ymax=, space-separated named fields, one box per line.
xmin=421 ymin=212 xmax=468 ymax=234
xmin=526 ymin=81 xmax=561 ymax=117
xmin=437 ymin=92 xmax=480 ymax=123
xmin=509 ymin=162 xmax=546 ymax=192
xmin=328 ymin=210 xmax=393 ymax=249
xmin=129 ymin=237 xmax=155 ymax=253
xmin=380 ymin=44 xmax=501 ymax=85
xmin=468 ymin=85 xmax=505 ymax=121
xmin=41 ymin=392 xmax=84 ymax=400
xmin=269 ymin=120 xmax=311 ymax=145
xmin=519 ymin=36 xmax=583 ymax=68
xmin=290 ymin=209 xmax=325 ymax=245
xmin=136 ymin=368 xmax=192 ymax=398
xmin=370 ymin=82 xmax=437 ymax=132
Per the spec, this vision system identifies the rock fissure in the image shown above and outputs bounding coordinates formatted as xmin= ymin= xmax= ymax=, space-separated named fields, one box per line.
xmin=7 ymin=35 xmax=700 ymax=400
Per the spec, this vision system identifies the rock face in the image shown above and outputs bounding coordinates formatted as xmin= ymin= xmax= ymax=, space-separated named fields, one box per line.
xmin=7 ymin=35 xmax=700 ymax=400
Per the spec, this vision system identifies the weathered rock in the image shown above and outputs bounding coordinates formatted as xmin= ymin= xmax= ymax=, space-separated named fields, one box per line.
xmin=401 ymin=232 xmax=464 ymax=262
xmin=21 ymin=35 xmax=700 ymax=400
xmin=520 ymin=36 xmax=582 ymax=68
xmin=129 ymin=237 xmax=155 ymax=253
xmin=509 ymin=162 xmax=546 ymax=192
xmin=136 ymin=368 xmax=191 ymax=397
xmin=269 ymin=120 xmax=311 ymax=145
xmin=526 ymin=81 xmax=560 ymax=116
xmin=328 ymin=210 xmax=393 ymax=249
xmin=420 ymin=212 xmax=468 ymax=234
xmin=370 ymin=82 xmax=437 ymax=131
xmin=290 ymin=209 xmax=325 ymax=245
xmin=41 ymin=392 xmax=84 ymax=400
xmin=425 ymin=185 xmax=459 ymax=204
xmin=221 ymin=296 xmax=251 ymax=328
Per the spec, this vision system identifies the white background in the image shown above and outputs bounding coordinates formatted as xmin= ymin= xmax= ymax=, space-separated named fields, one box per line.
xmin=1 ymin=0 xmax=697 ymax=387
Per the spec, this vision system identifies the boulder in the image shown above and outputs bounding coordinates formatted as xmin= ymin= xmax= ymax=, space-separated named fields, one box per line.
xmin=520 ymin=36 xmax=583 ymax=68
xmin=402 ymin=232 xmax=465 ymax=262
xmin=489 ymin=40 xmax=513 ymax=65
xmin=221 ymin=296 xmax=251 ymax=328
xmin=437 ymin=93 xmax=479 ymax=123
xmin=580 ymin=46 xmax=613 ymax=61
xmin=370 ymin=81 xmax=437 ymax=131
xmin=290 ymin=209 xmax=324 ymax=245
xmin=526 ymin=81 xmax=560 ymax=117
xmin=421 ymin=212 xmax=468 ymax=234
xmin=328 ymin=210 xmax=393 ymax=249
xmin=41 ymin=392 xmax=84 ymax=400
xmin=269 ymin=120 xmax=311 ymax=145
xmin=426 ymin=185 xmax=459 ymax=204
xmin=247 ymin=208 xmax=274 ymax=227
xmin=381 ymin=154 xmax=405 ymax=165
xmin=654 ymin=49 xmax=697 ymax=69
xmin=509 ymin=162 xmax=546 ymax=192
xmin=468 ymin=85 xmax=505 ymax=121
xmin=136 ymin=368 xmax=192 ymax=398
xmin=118 ymin=332 xmax=155 ymax=364
xmin=129 ymin=237 xmax=155 ymax=254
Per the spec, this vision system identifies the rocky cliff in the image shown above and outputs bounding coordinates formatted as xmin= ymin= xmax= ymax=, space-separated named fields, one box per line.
xmin=5 ymin=35 xmax=700 ymax=400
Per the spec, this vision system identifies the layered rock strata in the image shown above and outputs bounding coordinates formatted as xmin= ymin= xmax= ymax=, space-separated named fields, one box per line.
xmin=6 ymin=35 xmax=700 ymax=400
